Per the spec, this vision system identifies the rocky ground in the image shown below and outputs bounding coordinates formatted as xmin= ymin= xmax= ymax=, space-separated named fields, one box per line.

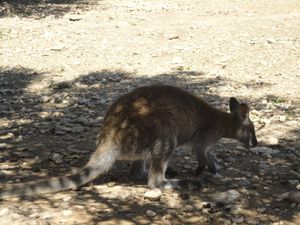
xmin=0 ymin=0 xmax=300 ymax=224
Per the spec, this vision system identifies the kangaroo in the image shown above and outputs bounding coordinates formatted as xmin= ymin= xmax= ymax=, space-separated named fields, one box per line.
xmin=0 ymin=85 xmax=257 ymax=198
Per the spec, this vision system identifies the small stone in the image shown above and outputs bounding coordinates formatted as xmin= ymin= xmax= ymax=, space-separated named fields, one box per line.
xmin=40 ymin=95 xmax=51 ymax=103
xmin=267 ymin=38 xmax=276 ymax=44
xmin=52 ymin=153 xmax=63 ymax=164
xmin=63 ymin=195 xmax=72 ymax=202
xmin=0 ymin=207 xmax=10 ymax=216
xmin=183 ymin=215 xmax=207 ymax=223
xmin=51 ymin=42 xmax=65 ymax=51
xmin=278 ymin=116 xmax=286 ymax=122
xmin=0 ymin=143 xmax=7 ymax=149
xmin=231 ymin=205 xmax=242 ymax=215
xmin=296 ymin=184 xmax=300 ymax=190
xmin=232 ymin=216 xmax=244 ymax=223
xmin=251 ymin=147 xmax=280 ymax=155
xmin=245 ymin=217 xmax=259 ymax=225
xmin=144 ymin=189 xmax=161 ymax=201
xmin=62 ymin=210 xmax=73 ymax=216
xmin=163 ymin=214 xmax=172 ymax=220
xmin=257 ymin=207 xmax=266 ymax=213
xmin=41 ymin=212 xmax=54 ymax=220
xmin=107 ymin=182 xmax=116 ymax=187
xmin=271 ymin=222 xmax=284 ymax=225
xmin=288 ymin=180 xmax=299 ymax=186
xmin=0 ymin=133 xmax=14 ymax=140
xmin=29 ymin=212 xmax=40 ymax=218
xmin=267 ymin=137 xmax=279 ymax=145
xmin=171 ymin=56 xmax=183 ymax=65
xmin=211 ymin=190 xmax=241 ymax=204
xmin=146 ymin=210 xmax=157 ymax=218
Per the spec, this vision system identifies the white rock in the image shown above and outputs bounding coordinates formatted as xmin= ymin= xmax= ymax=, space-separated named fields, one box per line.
xmin=278 ymin=116 xmax=286 ymax=122
xmin=63 ymin=195 xmax=72 ymax=202
xmin=296 ymin=184 xmax=300 ymax=190
xmin=211 ymin=190 xmax=241 ymax=204
xmin=0 ymin=208 xmax=10 ymax=216
xmin=267 ymin=38 xmax=276 ymax=44
xmin=144 ymin=189 xmax=161 ymax=201
xmin=0 ymin=143 xmax=7 ymax=149
xmin=52 ymin=153 xmax=63 ymax=164
xmin=246 ymin=217 xmax=259 ymax=225
xmin=62 ymin=210 xmax=73 ymax=216
xmin=171 ymin=56 xmax=183 ymax=65
xmin=271 ymin=221 xmax=284 ymax=225
xmin=146 ymin=210 xmax=157 ymax=218
xmin=41 ymin=212 xmax=54 ymax=220
xmin=250 ymin=147 xmax=280 ymax=155
xmin=50 ymin=42 xmax=65 ymax=51
xmin=267 ymin=137 xmax=279 ymax=145
xmin=0 ymin=133 xmax=14 ymax=140
xmin=232 ymin=216 xmax=244 ymax=223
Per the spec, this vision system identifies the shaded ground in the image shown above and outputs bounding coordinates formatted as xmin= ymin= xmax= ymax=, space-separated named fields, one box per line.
xmin=0 ymin=0 xmax=300 ymax=224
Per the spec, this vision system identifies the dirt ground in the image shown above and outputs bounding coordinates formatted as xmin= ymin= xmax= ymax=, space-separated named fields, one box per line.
xmin=0 ymin=0 xmax=300 ymax=224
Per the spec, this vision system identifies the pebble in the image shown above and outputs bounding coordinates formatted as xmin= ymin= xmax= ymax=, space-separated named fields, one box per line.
xmin=271 ymin=222 xmax=284 ymax=225
xmin=52 ymin=153 xmax=63 ymax=164
xmin=278 ymin=115 xmax=286 ymax=122
xmin=171 ymin=56 xmax=183 ymax=65
xmin=297 ymin=184 xmax=300 ymax=190
xmin=41 ymin=212 xmax=54 ymax=220
xmin=0 ymin=143 xmax=7 ymax=149
xmin=146 ymin=210 xmax=157 ymax=218
xmin=257 ymin=207 xmax=266 ymax=213
xmin=0 ymin=133 xmax=14 ymax=140
xmin=211 ymin=190 xmax=241 ymax=204
xmin=62 ymin=210 xmax=73 ymax=216
xmin=250 ymin=147 xmax=280 ymax=155
xmin=267 ymin=137 xmax=279 ymax=145
xmin=63 ymin=195 xmax=72 ymax=202
xmin=288 ymin=180 xmax=299 ymax=186
xmin=0 ymin=207 xmax=10 ymax=216
xmin=144 ymin=189 xmax=161 ymax=201
xmin=267 ymin=38 xmax=276 ymax=44
xmin=245 ymin=217 xmax=259 ymax=225
xmin=232 ymin=216 xmax=244 ymax=223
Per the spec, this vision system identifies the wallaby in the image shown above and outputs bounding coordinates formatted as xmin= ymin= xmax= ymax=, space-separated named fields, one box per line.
xmin=0 ymin=85 xmax=257 ymax=198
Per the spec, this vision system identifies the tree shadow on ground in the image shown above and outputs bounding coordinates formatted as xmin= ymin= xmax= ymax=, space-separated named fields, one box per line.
xmin=0 ymin=0 xmax=98 ymax=18
xmin=0 ymin=66 xmax=299 ymax=224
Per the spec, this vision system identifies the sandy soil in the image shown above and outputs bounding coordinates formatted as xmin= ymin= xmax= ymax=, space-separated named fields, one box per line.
xmin=0 ymin=0 xmax=300 ymax=224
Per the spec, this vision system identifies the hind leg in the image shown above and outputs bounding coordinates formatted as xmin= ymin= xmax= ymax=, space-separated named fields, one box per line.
xmin=130 ymin=160 xmax=147 ymax=180
xmin=147 ymin=139 xmax=184 ymax=189
xmin=148 ymin=157 xmax=168 ymax=188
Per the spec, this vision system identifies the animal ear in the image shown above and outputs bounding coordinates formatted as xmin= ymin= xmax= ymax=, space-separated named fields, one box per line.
xmin=230 ymin=97 xmax=239 ymax=112
xmin=237 ymin=104 xmax=250 ymax=120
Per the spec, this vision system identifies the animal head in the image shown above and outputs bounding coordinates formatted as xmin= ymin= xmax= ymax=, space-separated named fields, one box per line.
xmin=230 ymin=97 xmax=258 ymax=148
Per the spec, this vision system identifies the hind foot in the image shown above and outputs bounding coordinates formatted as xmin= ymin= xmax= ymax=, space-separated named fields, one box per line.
xmin=130 ymin=161 xmax=148 ymax=180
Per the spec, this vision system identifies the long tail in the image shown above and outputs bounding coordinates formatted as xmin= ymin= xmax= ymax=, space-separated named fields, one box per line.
xmin=0 ymin=147 xmax=118 ymax=198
